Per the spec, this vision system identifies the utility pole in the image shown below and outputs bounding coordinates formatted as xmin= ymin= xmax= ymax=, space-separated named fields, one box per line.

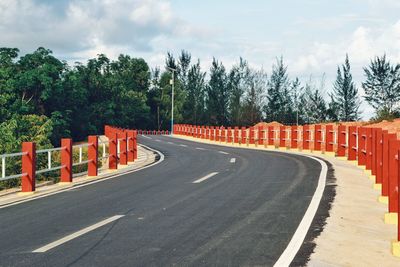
xmin=167 ymin=66 xmax=177 ymax=134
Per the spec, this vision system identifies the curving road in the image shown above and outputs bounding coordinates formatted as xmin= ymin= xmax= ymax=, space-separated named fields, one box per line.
xmin=0 ymin=135 xmax=322 ymax=267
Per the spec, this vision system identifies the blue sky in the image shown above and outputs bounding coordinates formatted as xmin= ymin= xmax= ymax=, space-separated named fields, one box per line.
xmin=1 ymin=0 xmax=400 ymax=118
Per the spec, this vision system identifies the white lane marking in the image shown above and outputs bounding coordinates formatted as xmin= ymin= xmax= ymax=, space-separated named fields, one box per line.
xmin=192 ymin=172 xmax=219 ymax=184
xmin=167 ymin=142 xmax=174 ymax=145
xmin=179 ymin=144 xmax=187 ymax=147
xmin=218 ymin=151 xmax=229 ymax=155
xmin=195 ymin=147 xmax=206 ymax=150
xmin=32 ymin=215 xmax=125 ymax=253
xmin=273 ymin=156 xmax=328 ymax=267
xmin=155 ymin=139 xmax=161 ymax=142
xmin=230 ymin=158 xmax=236 ymax=163
xmin=0 ymin=144 xmax=165 ymax=209
xmin=141 ymin=135 xmax=151 ymax=139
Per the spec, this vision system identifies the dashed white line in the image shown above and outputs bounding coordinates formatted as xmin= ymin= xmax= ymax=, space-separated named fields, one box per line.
xmin=167 ymin=142 xmax=174 ymax=144
xmin=141 ymin=135 xmax=151 ymax=139
xmin=192 ymin=172 xmax=219 ymax=184
xmin=32 ymin=215 xmax=125 ymax=253
xmin=195 ymin=147 xmax=206 ymax=150
xmin=179 ymin=144 xmax=187 ymax=147
xmin=155 ymin=139 xmax=161 ymax=142
xmin=218 ymin=151 xmax=229 ymax=155
xmin=230 ymin=158 xmax=236 ymax=163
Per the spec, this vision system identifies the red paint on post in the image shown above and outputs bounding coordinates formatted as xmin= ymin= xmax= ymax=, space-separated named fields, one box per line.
xmin=268 ymin=126 xmax=274 ymax=146
xmin=234 ymin=127 xmax=239 ymax=143
xmin=127 ymin=131 xmax=135 ymax=162
xmin=279 ymin=126 xmax=286 ymax=147
xmin=241 ymin=127 xmax=247 ymax=144
xmin=88 ymin=135 xmax=98 ymax=177
xmin=21 ymin=142 xmax=36 ymax=192
xmin=375 ymin=128 xmax=383 ymax=184
xmin=133 ymin=130 xmax=138 ymax=160
xmin=365 ymin=128 xmax=373 ymax=170
xmin=227 ymin=127 xmax=233 ymax=143
xmin=325 ymin=125 xmax=334 ymax=152
xmin=119 ymin=132 xmax=127 ymax=165
xmin=108 ymin=133 xmax=118 ymax=170
xmin=358 ymin=127 xmax=366 ymax=166
xmin=291 ymin=126 xmax=298 ymax=149
xmin=314 ymin=125 xmax=322 ymax=151
xmin=348 ymin=126 xmax=357 ymax=160
xmin=388 ymin=139 xmax=399 ymax=213
xmin=249 ymin=127 xmax=255 ymax=144
xmin=60 ymin=138 xmax=73 ymax=183
xmin=337 ymin=125 xmax=347 ymax=157
xmin=210 ymin=127 xmax=215 ymax=141
xmin=303 ymin=125 xmax=310 ymax=150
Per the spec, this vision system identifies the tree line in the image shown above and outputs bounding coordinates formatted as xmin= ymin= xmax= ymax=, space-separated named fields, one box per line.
xmin=1 ymin=47 xmax=400 ymax=152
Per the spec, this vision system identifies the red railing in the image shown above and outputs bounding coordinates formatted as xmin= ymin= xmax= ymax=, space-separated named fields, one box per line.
xmin=173 ymin=123 xmax=400 ymax=255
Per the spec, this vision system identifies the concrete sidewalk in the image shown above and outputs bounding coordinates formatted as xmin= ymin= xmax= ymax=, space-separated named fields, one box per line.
xmin=0 ymin=145 xmax=159 ymax=208
xmin=170 ymin=135 xmax=399 ymax=266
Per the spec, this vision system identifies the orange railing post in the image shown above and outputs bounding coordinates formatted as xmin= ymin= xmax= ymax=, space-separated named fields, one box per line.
xmin=60 ymin=138 xmax=73 ymax=183
xmin=88 ymin=135 xmax=98 ymax=177
xmin=109 ymin=132 xmax=118 ymax=170
xmin=21 ymin=142 xmax=36 ymax=192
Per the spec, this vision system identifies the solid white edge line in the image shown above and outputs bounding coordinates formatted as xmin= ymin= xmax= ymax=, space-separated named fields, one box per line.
xmin=273 ymin=155 xmax=327 ymax=267
xmin=0 ymin=144 xmax=165 ymax=209
xmin=32 ymin=215 xmax=125 ymax=253
xmin=230 ymin=158 xmax=236 ymax=163
xmin=192 ymin=172 xmax=219 ymax=183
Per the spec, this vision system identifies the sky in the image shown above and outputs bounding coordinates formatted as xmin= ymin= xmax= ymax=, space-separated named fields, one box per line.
xmin=1 ymin=0 xmax=400 ymax=119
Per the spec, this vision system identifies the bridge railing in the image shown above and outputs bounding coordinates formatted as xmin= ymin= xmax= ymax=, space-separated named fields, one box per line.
xmin=173 ymin=123 xmax=400 ymax=256
xmin=0 ymin=125 xmax=138 ymax=193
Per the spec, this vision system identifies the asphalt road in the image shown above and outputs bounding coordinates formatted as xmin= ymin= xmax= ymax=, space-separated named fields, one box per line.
xmin=0 ymin=135 xmax=322 ymax=267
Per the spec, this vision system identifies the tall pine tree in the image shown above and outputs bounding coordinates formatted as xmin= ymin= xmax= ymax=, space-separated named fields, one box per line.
xmin=331 ymin=54 xmax=360 ymax=121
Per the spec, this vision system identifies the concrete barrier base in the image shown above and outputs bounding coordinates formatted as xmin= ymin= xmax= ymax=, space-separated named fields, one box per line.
xmin=378 ymin=196 xmax=389 ymax=204
xmin=17 ymin=191 xmax=35 ymax=196
xmin=392 ymin=241 xmax=400 ymax=257
xmin=373 ymin=183 xmax=382 ymax=191
xmin=384 ymin=212 xmax=398 ymax=225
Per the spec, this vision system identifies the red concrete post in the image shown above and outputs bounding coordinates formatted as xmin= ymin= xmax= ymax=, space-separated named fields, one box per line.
xmin=119 ymin=132 xmax=127 ymax=165
xmin=376 ymin=129 xmax=383 ymax=184
xmin=398 ymin=150 xmax=400 ymax=242
xmin=314 ymin=124 xmax=322 ymax=151
xmin=337 ymin=125 xmax=347 ymax=157
xmin=21 ymin=142 xmax=36 ymax=192
xmin=133 ymin=131 xmax=138 ymax=160
xmin=325 ymin=125 xmax=334 ymax=152
xmin=358 ymin=127 xmax=366 ymax=166
xmin=127 ymin=130 xmax=135 ymax=162
xmin=382 ymin=132 xmax=395 ymax=197
xmin=303 ymin=125 xmax=310 ymax=150
xmin=220 ymin=127 xmax=225 ymax=142
xmin=268 ymin=126 xmax=274 ymax=146
xmin=206 ymin=126 xmax=210 ymax=139
xmin=256 ymin=126 xmax=262 ymax=146
xmin=210 ymin=126 xmax=215 ymax=141
xmin=249 ymin=127 xmax=255 ymax=144
xmin=201 ymin=126 xmax=205 ymax=139
xmin=241 ymin=127 xmax=247 ymax=144
xmin=279 ymin=126 xmax=286 ymax=147
xmin=215 ymin=127 xmax=220 ymax=142
xmin=234 ymin=127 xmax=239 ymax=143
xmin=60 ymin=138 xmax=73 ymax=183
xmin=88 ymin=135 xmax=98 ymax=177
xmin=348 ymin=126 xmax=357 ymax=160
xmin=227 ymin=127 xmax=232 ymax=143
xmin=371 ymin=128 xmax=377 ymax=176
xmin=388 ymin=139 xmax=399 ymax=213
xmin=291 ymin=126 xmax=298 ymax=149
xmin=365 ymin=128 xmax=372 ymax=170
xmin=109 ymin=133 xmax=118 ymax=170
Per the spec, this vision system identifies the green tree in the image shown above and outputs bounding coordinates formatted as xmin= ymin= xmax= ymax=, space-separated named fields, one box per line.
xmin=331 ymin=54 xmax=360 ymax=121
xmin=206 ymin=58 xmax=229 ymax=125
xmin=183 ymin=60 xmax=206 ymax=124
xmin=362 ymin=55 xmax=400 ymax=117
